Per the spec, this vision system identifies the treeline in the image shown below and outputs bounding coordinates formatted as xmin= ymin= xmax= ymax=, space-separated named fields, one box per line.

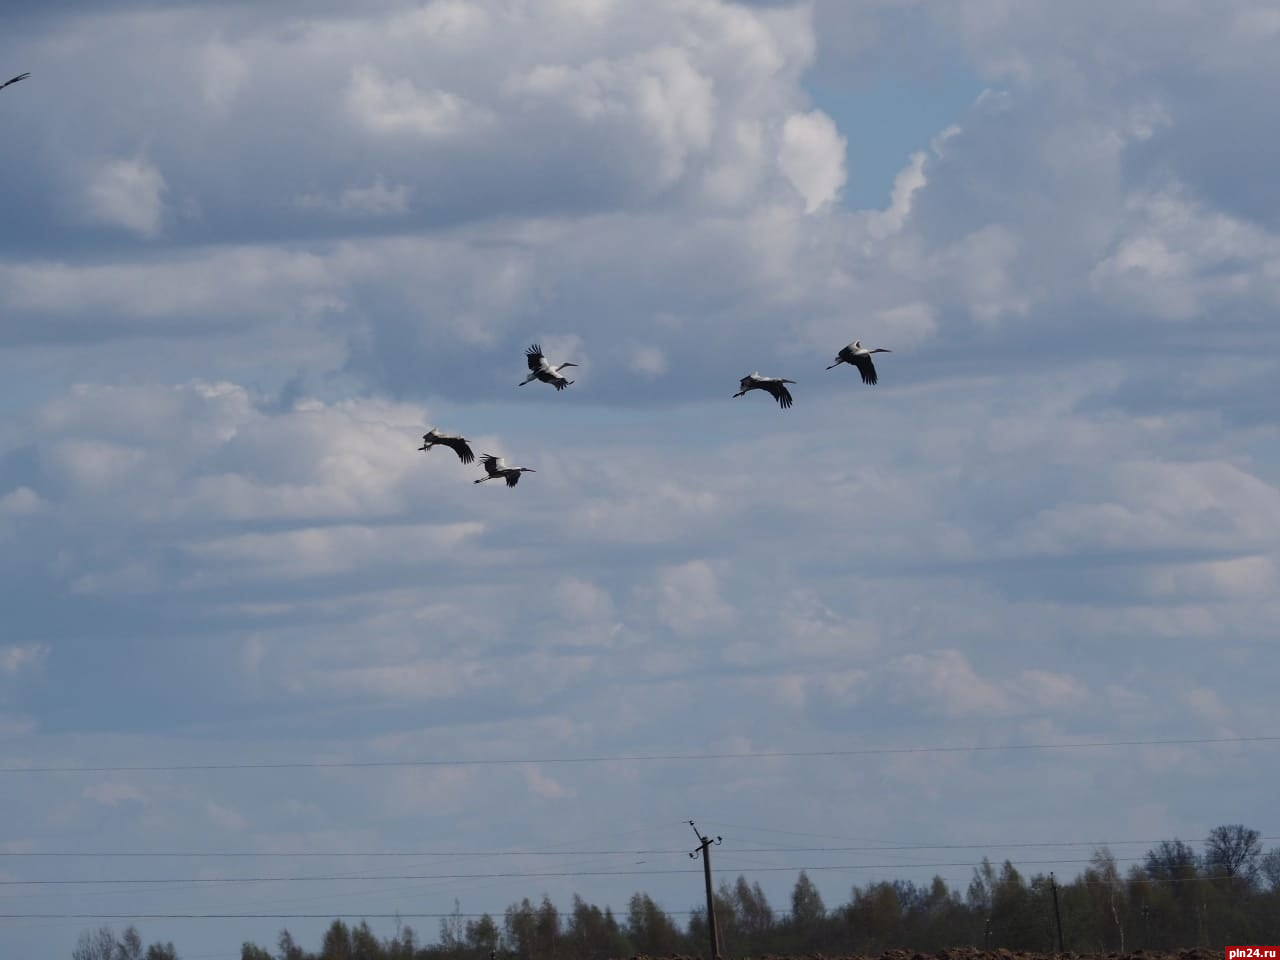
xmin=72 ymin=824 xmax=1280 ymax=959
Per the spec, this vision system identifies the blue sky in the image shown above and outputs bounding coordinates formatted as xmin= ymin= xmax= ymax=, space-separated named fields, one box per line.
xmin=2 ymin=1 xmax=1280 ymax=957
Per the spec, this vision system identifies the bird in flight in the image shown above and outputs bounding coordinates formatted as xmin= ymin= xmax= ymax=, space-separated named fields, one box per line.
xmin=520 ymin=343 xmax=578 ymax=391
xmin=418 ymin=428 xmax=475 ymax=464
xmin=826 ymin=340 xmax=892 ymax=385
xmin=474 ymin=455 xmax=536 ymax=487
xmin=733 ymin=372 xmax=796 ymax=409
xmin=1 ymin=73 xmax=30 ymax=93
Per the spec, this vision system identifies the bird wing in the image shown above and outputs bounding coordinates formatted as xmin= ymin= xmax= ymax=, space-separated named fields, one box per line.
xmin=0 ymin=73 xmax=30 ymax=91
xmin=444 ymin=436 xmax=475 ymax=464
xmin=851 ymin=354 xmax=877 ymax=385
xmin=525 ymin=344 xmax=546 ymax=372
xmin=479 ymin=454 xmax=504 ymax=477
xmin=505 ymin=471 xmax=521 ymax=487
xmin=765 ymin=380 xmax=794 ymax=408
xmin=738 ymin=374 xmax=757 ymax=391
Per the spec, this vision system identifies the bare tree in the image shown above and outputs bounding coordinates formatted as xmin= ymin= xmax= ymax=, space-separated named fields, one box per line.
xmin=1205 ymin=824 xmax=1262 ymax=886
xmin=1260 ymin=848 xmax=1280 ymax=892
xmin=1145 ymin=839 xmax=1199 ymax=881
xmin=116 ymin=927 xmax=143 ymax=960
xmin=73 ymin=927 xmax=119 ymax=960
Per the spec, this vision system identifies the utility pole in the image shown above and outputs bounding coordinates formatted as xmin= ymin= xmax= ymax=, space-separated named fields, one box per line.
xmin=1049 ymin=872 xmax=1065 ymax=953
xmin=689 ymin=821 xmax=723 ymax=960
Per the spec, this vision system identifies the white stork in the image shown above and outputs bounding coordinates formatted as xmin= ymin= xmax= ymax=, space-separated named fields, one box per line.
xmin=733 ymin=372 xmax=795 ymax=409
xmin=520 ymin=343 xmax=577 ymax=391
xmin=1 ymin=73 xmax=30 ymax=93
xmin=474 ymin=454 xmax=536 ymax=487
xmin=418 ymin=428 xmax=475 ymax=464
xmin=826 ymin=340 xmax=891 ymax=385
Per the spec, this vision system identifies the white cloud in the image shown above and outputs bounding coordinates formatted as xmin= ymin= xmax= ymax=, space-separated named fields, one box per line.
xmin=299 ymin=178 xmax=414 ymax=217
xmin=555 ymin=576 xmax=615 ymax=622
xmin=199 ymin=37 xmax=250 ymax=109
xmin=1187 ymin=687 xmax=1228 ymax=724
xmin=625 ymin=343 xmax=668 ymax=377
xmin=346 ymin=66 xmax=488 ymax=138
xmin=4 ymin=4 xmax=1280 ymax=955
xmin=868 ymin=150 xmax=927 ymax=237
xmin=778 ymin=110 xmax=847 ymax=213
xmin=83 ymin=782 xmax=147 ymax=807
xmin=85 ymin=157 xmax=167 ymax=237
xmin=890 ymin=650 xmax=1015 ymax=718
xmin=651 ymin=560 xmax=734 ymax=638
xmin=206 ymin=800 xmax=248 ymax=832
xmin=1 ymin=644 xmax=49 ymax=676
xmin=0 ymin=487 xmax=45 ymax=518
xmin=522 ymin=764 xmax=575 ymax=799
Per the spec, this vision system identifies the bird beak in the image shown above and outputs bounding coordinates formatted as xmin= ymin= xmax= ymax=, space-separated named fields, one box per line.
xmin=526 ymin=468 xmax=537 ymax=472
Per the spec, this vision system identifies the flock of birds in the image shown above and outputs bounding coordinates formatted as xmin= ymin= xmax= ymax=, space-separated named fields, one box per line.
xmin=422 ymin=340 xmax=892 ymax=487
xmin=3 ymin=70 xmax=896 ymax=490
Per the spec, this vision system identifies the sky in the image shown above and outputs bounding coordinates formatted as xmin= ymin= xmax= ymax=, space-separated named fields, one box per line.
xmin=1 ymin=0 xmax=1279 ymax=956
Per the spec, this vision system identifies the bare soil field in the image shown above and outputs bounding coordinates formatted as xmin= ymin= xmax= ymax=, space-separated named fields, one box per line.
xmin=641 ymin=951 xmax=1223 ymax=960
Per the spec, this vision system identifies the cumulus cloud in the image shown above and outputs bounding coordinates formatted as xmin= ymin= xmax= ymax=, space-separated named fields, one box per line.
xmin=84 ymin=157 xmax=167 ymax=237
xmin=651 ymin=560 xmax=734 ymax=638
xmin=778 ymin=110 xmax=847 ymax=212
xmin=346 ymin=66 xmax=488 ymax=138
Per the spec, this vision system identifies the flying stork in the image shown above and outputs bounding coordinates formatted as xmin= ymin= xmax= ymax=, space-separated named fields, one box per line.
xmin=733 ymin=372 xmax=795 ymax=409
xmin=520 ymin=343 xmax=577 ymax=391
xmin=418 ymin=428 xmax=475 ymax=464
xmin=474 ymin=454 xmax=536 ymax=487
xmin=826 ymin=340 xmax=891 ymax=385
xmin=1 ymin=73 xmax=30 ymax=93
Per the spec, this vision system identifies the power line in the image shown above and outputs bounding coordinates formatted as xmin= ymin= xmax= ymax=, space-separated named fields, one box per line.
xmin=0 ymin=854 xmax=1226 ymax=886
xmin=0 ymin=876 xmax=1256 ymax=921
xmin=1 ymin=734 xmax=1275 ymax=774
xmin=1 ymin=834 xmax=1276 ymax=858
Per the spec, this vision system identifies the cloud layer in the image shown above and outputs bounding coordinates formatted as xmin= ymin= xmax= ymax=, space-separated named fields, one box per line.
xmin=2 ymin=1 xmax=1278 ymax=957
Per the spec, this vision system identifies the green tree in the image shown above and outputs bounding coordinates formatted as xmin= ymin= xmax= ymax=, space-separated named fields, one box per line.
xmin=464 ymin=914 xmax=499 ymax=955
xmin=790 ymin=869 xmax=825 ymax=925
xmin=349 ymin=921 xmax=381 ymax=960
xmin=733 ymin=875 xmax=775 ymax=941
xmin=319 ymin=920 xmax=352 ymax=960
xmin=626 ymin=892 xmax=684 ymax=955
xmin=278 ymin=930 xmax=308 ymax=960
xmin=240 ymin=945 xmax=272 ymax=960
xmin=504 ymin=897 xmax=537 ymax=960
xmin=566 ymin=894 xmax=629 ymax=959
xmin=143 ymin=943 xmax=179 ymax=960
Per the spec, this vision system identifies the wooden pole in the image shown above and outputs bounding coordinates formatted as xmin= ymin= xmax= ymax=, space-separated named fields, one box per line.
xmin=1050 ymin=872 xmax=1065 ymax=952
xmin=689 ymin=821 xmax=723 ymax=960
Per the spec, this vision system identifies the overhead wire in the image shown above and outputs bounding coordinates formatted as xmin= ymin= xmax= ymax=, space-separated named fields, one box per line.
xmin=0 ymin=852 xmax=1259 ymax=887
xmin=1 ymin=733 xmax=1275 ymax=774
